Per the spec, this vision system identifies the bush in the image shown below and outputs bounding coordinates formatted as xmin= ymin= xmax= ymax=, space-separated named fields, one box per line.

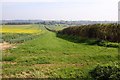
xmin=58 ymin=23 xmax=120 ymax=42
xmin=90 ymin=65 xmax=120 ymax=80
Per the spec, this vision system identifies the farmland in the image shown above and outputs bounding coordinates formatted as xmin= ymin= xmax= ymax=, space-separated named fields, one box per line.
xmin=1 ymin=25 xmax=41 ymax=33
xmin=1 ymin=25 xmax=42 ymax=43
xmin=1 ymin=24 xmax=119 ymax=79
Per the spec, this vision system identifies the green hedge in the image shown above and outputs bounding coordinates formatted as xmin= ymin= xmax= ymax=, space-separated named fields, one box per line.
xmin=90 ymin=65 xmax=120 ymax=80
xmin=58 ymin=24 xmax=120 ymax=42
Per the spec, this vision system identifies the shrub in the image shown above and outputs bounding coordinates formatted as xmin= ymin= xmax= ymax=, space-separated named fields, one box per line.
xmin=58 ymin=23 xmax=120 ymax=42
xmin=90 ymin=65 xmax=120 ymax=80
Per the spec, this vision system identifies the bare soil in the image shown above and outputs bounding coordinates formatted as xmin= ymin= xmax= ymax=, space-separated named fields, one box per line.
xmin=0 ymin=42 xmax=16 ymax=51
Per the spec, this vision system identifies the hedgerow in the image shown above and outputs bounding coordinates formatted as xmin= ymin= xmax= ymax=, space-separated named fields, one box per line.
xmin=58 ymin=24 xmax=120 ymax=42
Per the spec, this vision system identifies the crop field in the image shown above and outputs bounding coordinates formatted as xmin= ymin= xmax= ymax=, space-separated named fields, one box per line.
xmin=1 ymin=25 xmax=42 ymax=43
xmin=1 ymin=25 xmax=41 ymax=33
xmin=1 ymin=24 xmax=119 ymax=79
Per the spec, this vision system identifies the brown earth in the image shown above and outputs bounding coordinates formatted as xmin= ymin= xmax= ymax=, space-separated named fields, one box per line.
xmin=0 ymin=42 xmax=16 ymax=51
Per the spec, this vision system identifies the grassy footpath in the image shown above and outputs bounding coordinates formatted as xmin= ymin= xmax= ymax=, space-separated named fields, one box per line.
xmin=2 ymin=25 xmax=118 ymax=79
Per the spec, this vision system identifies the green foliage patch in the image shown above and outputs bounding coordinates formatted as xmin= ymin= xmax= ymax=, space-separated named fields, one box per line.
xmin=90 ymin=65 xmax=120 ymax=80
xmin=58 ymin=24 xmax=120 ymax=42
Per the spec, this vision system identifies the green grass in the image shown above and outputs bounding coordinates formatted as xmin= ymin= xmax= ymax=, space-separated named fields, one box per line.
xmin=2 ymin=56 xmax=16 ymax=61
xmin=2 ymin=24 xmax=118 ymax=79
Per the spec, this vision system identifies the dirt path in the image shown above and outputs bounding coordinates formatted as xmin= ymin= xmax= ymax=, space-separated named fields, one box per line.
xmin=34 ymin=63 xmax=85 ymax=68
xmin=0 ymin=42 xmax=16 ymax=50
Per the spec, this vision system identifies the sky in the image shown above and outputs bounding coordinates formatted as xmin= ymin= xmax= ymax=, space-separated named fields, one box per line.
xmin=1 ymin=0 xmax=120 ymax=21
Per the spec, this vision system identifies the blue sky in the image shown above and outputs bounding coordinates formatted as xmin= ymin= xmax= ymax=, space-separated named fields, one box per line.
xmin=1 ymin=0 xmax=120 ymax=21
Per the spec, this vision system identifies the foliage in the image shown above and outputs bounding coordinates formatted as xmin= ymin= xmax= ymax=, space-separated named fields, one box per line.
xmin=2 ymin=56 xmax=16 ymax=61
xmin=57 ymin=34 xmax=119 ymax=48
xmin=1 ymin=33 xmax=41 ymax=43
xmin=90 ymin=65 xmax=120 ymax=80
xmin=58 ymin=24 xmax=120 ymax=42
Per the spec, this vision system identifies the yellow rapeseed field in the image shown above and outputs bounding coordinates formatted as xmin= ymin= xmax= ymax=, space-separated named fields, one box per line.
xmin=1 ymin=25 xmax=41 ymax=33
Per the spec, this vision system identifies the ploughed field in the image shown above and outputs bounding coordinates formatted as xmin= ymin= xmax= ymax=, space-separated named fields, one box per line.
xmin=1 ymin=24 xmax=118 ymax=79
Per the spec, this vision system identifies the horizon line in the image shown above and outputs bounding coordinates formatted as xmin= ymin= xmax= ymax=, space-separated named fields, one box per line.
xmin=1 ymin=19 xmax=118 ymax=22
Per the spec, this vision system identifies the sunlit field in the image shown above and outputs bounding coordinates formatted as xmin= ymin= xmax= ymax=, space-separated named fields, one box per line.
xmin=1 ymin=0 xmax=119 ymax=79
xmin=1 ymin=24 xmax=42 ymax=43
xmin=1 ymin=25 xmax=41 ymax=33
xmin=1 ymin=24 xmax=119 ymax=79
